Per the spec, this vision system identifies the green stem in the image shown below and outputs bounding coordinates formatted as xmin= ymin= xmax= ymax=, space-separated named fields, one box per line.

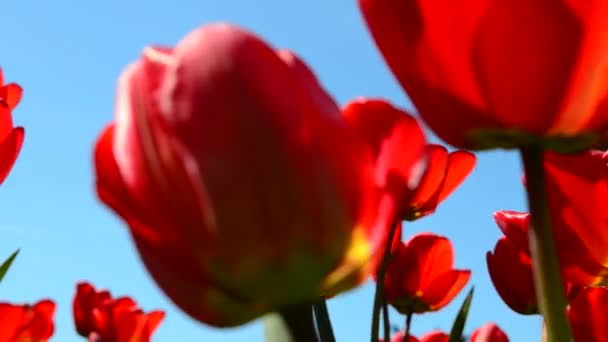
xmin=382 ymin=297 xmax=390 ymax=342
xmin=403 ymin=311 xmax=413 ymax=342
xmin=520 ymin=147 xmax=572 ymax=342
xmin=313 ymin=299 xmax=336 ymax=342
xmin=371 ymin=221 xmax=400 ymax=342
xmin=277 ymin=305 xmax=319 ymax=342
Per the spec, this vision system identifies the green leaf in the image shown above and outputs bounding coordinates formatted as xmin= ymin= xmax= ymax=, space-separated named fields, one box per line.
xmin=0 ymin=249 xmax=19 ymax=283
xmin=449 ymin=287 xmax=474 ymax=342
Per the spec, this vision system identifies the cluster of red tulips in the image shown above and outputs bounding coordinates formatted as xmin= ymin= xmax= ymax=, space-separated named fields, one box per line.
xmin=3 ymin=0 xmax=608 ymax=341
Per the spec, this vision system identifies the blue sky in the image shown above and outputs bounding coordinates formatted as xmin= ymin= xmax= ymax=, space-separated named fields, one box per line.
xmin=0 ymin=0 xmax=540 ymax=340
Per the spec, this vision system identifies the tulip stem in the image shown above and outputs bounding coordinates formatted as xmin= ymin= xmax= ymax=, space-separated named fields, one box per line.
xmin=403 ymin=312 xmax=413 ymax=342
xmin=278 ymin=305 xmax=320 ymax=342
xmin=313 ymin=299 xmax=336 ymax=342
xmin=371 ymin=221 xmax=400 ymax=342
xmin=382 ymin=297 xmax=390 ymax=342
xmin=521 ymin=147 xmax=572 ymax=342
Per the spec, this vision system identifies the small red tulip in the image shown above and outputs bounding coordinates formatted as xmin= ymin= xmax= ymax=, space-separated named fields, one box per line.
xmin=486 ymin=236 xmax=537 ymax=315
xmin=73 ymin=282 xmax=164 ymax=342
xmin=401 ymin=144 xmax=475 ymax=220
xmin=379 ymin=332 xmax=418 ymax=342
xmin=0 ymin=300 xmax=55 ymax=342
xmin=419 ymin=331 xmax=448 ymax=342
xmin=359 ymin=0 xmax=608 ymax=151
xmin=568 ymin=287 xmax=608 ymax=342
xmin=0 ymin=67 xmax=24 ymax=185
xmin=383 ymin=233 xmax=470 ymax=313
xmin=471 ymin=323 xmax=509 ymax=342
xmin=95 ymin=23 xmax=426 ymax=326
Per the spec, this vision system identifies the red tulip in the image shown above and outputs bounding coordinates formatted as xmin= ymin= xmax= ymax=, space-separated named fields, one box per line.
xmin=0 ymin=67 xmax=24 ymax=185
xmin=383 ymin=233 xmax=470 ymax=313
xmin=568 ymin=287 xmax=608 ymax=341
xmin=419 ymin=331 xmax=448 ymax=342
xmin=0 ymin=300 xmax=55 ymax=342
xmin=401 ymin=144 xmax=475 ymax=220
xmin=359 ymin=0 xmax=608 ymax=151
xmin=379 ymin=332 xmax=419 ymax=342
xmin=471 ymin=323 xmax=509 ymax=342
xmin=73 ymin=282 xmax=164 ymax=342
xmin=492 ymin=150 xmax=608 ymax=286
xmin=486 ymin=235 xmax=537 ymax=315
xmin=95 ymin=23 xmax=426 ymax=326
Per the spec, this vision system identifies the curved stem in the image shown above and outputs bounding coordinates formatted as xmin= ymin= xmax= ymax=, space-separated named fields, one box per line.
xmin=278 ymin=305 xmax=319 ymax=342
xmin=521 ymin=147 xmax=572 ymax=342
xmin=371 ymin=221 xmax=400 ymax=342
xmin=382 ymin=297 xmax=390 ymax=342
xmin=313 ymin=299 xmax=336 ymax=342
xmin=403 ymin=312 xmax=413 ymax=342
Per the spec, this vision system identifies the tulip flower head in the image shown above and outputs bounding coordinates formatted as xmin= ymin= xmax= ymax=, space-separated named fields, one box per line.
xmin=95 ymin=23 xmax=426 ymax=326
xmin=487 ymin=215 xmax=538 ymax=315
xmin=402 ymin=144 xmax=475 ymax=220
xmin=383 ymin=233 xmax=470 ymax=313
xmin=0 ymin=300 xmax=55 ymax=342
xmin=359 ymin=0 xmax=608 ymax=152
xmin=471 ymin=323 xmax=509 ymax=342
xmin=73 ymin=282 xmax=164 ymax=342
xmin=0 ymin=67 xmax=24 ymax=185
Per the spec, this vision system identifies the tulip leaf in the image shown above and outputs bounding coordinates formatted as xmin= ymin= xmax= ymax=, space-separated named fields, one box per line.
xmin=449 ymin=287 xmax=474 ymax=342
xmin=0 ymin=249 xmax=19 ymax=283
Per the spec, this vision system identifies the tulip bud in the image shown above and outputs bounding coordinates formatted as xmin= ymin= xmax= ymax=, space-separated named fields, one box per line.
xmin=95 ymin=23 xmax=426 ymax=326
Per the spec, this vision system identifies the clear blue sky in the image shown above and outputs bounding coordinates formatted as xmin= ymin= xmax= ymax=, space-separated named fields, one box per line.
xmin=1 ymin=0 xmax=540 ymax=340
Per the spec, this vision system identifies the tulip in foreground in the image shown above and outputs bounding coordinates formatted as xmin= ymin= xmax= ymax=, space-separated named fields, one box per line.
xmin=0 ymin=300 xmax=55 ymax=342
xmin=0 ymin=67 xmax=24 ymax=185
xmin=471 ymin=323 xmax=509 ymax=342
xmin=383 ymin=233 xmax=470 ymax=313
xmin=73 ymin=282 xmax=164 ymax=342
xmin=400 ymin=144 xmax=475 ymax=220
xmin=359 ymin=0 xmax=608 ymax=151
xmin=95 ymin=23 xmax=426 ymax=326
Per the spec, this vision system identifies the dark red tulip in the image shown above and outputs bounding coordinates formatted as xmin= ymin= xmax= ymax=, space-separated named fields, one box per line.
xmin=568 ymin=287 xmax=608 ymax=341
xmin=0 ymin=68 xmax=24 ymax=185
xmin=379 ymin=332 xmax=418 ymax=342
xmin=418 ymin=331 xmax=448 ymax=342
xmin=359 ymin=0 xmax=608 ymax=151
xmin=0 ymin=300 xmax=55 ymax=342
xmin=95 ymin=23 xmax=426 ymax=326
xmin=383 ymin=233 xmax=470 ymax=313
xmin=401 ymin=144 xmax=475 ymax=220
xmin=471 ymin=323 xmax=509 ymax=342
xmin=73 ymin=282 xmax=164 ymax=342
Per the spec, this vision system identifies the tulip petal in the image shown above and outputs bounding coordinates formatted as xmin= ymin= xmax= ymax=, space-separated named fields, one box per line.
xmin=0 ymin=83 xmax=23 ymax=110
xmin=569 ymin=288 xmax=608 ymax=341
xmin=544 ymin=151 xmax=608 ymax=272
xmin=342 ymin=99 xmax=426 ymax=199
xmin=492 ymin=211 xmax=529 ymax=255
xmin=0 ymin=126 xmax=24 ymax=185
xmin=437 ymin=150 xmax=476 ymax=203
xmin=486 ymin=238 xmax=536 ymax=314
xmin=407 ymin=144 xmax=448 ymax=212
xmin=422 ymin=269 xmax=471 ymax=310
xmin=472 ymin=0 xmax=581 ymax=132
